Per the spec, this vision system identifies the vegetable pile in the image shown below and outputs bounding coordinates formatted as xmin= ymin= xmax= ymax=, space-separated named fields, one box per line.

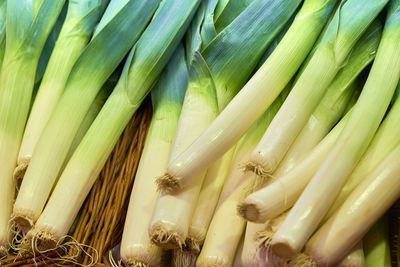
xmin=0 ymin=0 xmax=399 ymax=266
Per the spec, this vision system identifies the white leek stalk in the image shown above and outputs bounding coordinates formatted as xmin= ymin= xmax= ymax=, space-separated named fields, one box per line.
xmin=240 ymin=223 xmax=268 ymax=266
xmin=175 ymin=0 xmax=301 ymax=251
xmin=0 ymin=0 xmax=67 ymax=252
xmin=13 ymin=0 xmax=161 ymax=230
xmin=327 ymin=89 xmax=400 ymax=217
xmin=15 ymin=0 xmax=110 ymax=179
xmin=158 ymin=0 xmax=303 ymax=191
xmin=249 ymin=1 xmax=386 ymax=177
xmin=364 ymin=216 xmax=391 ymax=267
xmin=158 ymin=0 xmax=337 ymax=190
xmin=239 ymin=20 xmax=381 ymax=222
xmin=196 ymin=88 xmax=288 ymax=267
xmin=120 ymin=46 xmax=188 ymax=267
xmin=29 ymin=0 xmax=200 ymax=250
xmin=149 ymin=53 xmax=219 ymax=249
xmin=305 ymin=141 xmax=400 ymax=266
xmin=239 ymin=111 xmax=350 ymax=223
xmin=272 ymin=0 xmax=400 ymax=257
xmin=274 ymin=21 xmax=381 ymax=175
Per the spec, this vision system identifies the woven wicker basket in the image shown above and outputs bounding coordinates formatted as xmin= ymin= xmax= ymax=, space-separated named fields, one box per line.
xmin=2 ymin=100 xmax=400 ymax=266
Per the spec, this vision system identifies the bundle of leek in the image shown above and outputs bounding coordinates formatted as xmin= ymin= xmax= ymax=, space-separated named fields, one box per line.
xmin=151 ymin=0 xmax=301 ymax=256
xmin=15 ymin=0 xmax=110 ymax=180
xmin=271 ymin=0 xmax=400 ymax=258
xmin=0 ymin=0 xmax=67 ymax=254
xmin=13 ymin=0 xmax=161 ymax=231
xmin=306 ymin=140 xmax=400 ymax=266
xmin=248 ymin=0 xmax=387 ymax=177
xmin=28 ymin=0 xmax=201 ymax=250
xmin=197 ymin=87 xmax=289 ymax=267
xmin=120 ymin=45 xmax=188 ymax=267
xmin=158 ymin=0 xmax=337 ymax=191
xmin=239 ymin=19 xmax=382 ymax=223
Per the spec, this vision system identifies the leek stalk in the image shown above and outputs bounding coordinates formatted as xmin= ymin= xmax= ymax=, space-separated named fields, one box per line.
xmin=0 ymin=0 xmax=67 ymax=251
xmin=272 ymin=0 xmax=400 ymax=257
xmin=13 ymin=0 xmax=161 ymax=230
xmin=157 ymin=0 xmax=337 ymax=191
xmin=16 ymin=0 xmax=110 ymax=179
xmin=29 ymin=0 xmax=200 ymax=249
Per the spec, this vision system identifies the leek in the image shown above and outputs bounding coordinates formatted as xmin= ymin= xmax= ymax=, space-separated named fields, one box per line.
xmin=158 ymin=0 xmax=302 ymax=192
xmin=13 ymin=0 xmax=160 ymax=230
xmin=120 ymin=45 xmax=188 ymax=267
xmin=272 ymin=0 xmax=400 ymax=257
xmin=239 ymin=111 xmax=351 ymax=223
xmin=0 ymin=0 xmax=67 ymax=252
xmin=151 ymin=0 xmax=300 ymax=252
xmin=239 ymin=21 xmax=381 ymax=222
xmin=240 ymin=222 xmax=267 ymax=266
xmin=249 ymin=1 xmax=386 ymax=177
xmin=157 ymin=0 xmax=337 ymax=191
xmin=16 ymin=0 xmax=110 ymax=180
xmin=196 ymin=88 xmax=288 ymax=267
xmin=149 ymin=53 xmax=218 ymax=249
xmin=274 ymin=21 xmax=381 ymax=176
xmin=182 ymin=0 xmax=301 ymax=253
xmin=327 ymin=86 xmax=400 ymax=217
xmin=305 ymin=141 xmax=400 ymax=266
xmin=29 ymin=0 xmax=200 ymax=249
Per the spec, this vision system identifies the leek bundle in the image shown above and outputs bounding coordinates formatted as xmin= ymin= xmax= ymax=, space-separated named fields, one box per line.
xmin=197 ymin=88 xmax=288 ymax=267
xmin=249 ymin=0 xmax=386 ymax=177
xmin=0 ymin=0 xmax=67 ymax=252
xmin=239 ymin=111 xmax=350 ymax=223
xmin=272 ymin=0 xmax=400 ymax=257
xmin=29 ymin=0 xmax=200 ymax=249
xmin=13 ymin=0 xmax=161 ymax=230
xmin=16 ymin=0 xmax=110 ymax=180
xmin=151 ymin=0 xmax=301 ymax=252
xmin=120 ymin=45 xmax=188 ymax=267
xmin=157 ymin=0 xmax=337 ymax=191
xmin=326 ymin=86 xmax=400 ymax=217
xmin=305 ymin=141 xmax=400 ymax=266
xmin=150 ymin=52 xmax=219 ymax=249
xmin=274 ymin=20 xmax=381 ymax=175
xmin=239 ymin=20 xmax=382 ymax=223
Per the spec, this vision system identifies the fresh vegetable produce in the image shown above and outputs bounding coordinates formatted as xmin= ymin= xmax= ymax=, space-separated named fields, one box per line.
xmin=15 ymin=0 xmax=110 ymax=181
xmin=28 ymin=0 xmax=200 ymax=250
xmin=13 ymin=0 xmax=161 ymax=231
xmin=0 ymin=0 xmax=67 ymax=253
xmin=0 ymin=0 xmax=399 ymax=265
xmin=157 ymin=0 xmax=337 ymax=191
xmin=197 ymin=87 xmax=288 ymax=267
xmin=248 ymin=0 xmax=386 ymax=178
xmin=272 ymin=0 xmax=398 ymax=257
xmin=120 ymin=45 xmax=188 ymax=267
